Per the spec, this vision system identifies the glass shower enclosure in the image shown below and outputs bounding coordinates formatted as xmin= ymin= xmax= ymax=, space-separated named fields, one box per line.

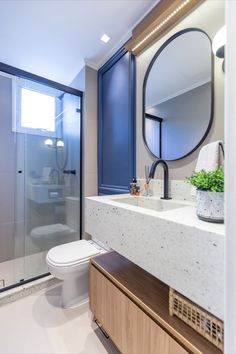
xmin=0 ymin=67 xmax=82 ymax=290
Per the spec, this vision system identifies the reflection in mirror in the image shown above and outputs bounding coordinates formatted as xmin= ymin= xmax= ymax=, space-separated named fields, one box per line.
xmin=144 ymin=28 xmax=213 ymax=161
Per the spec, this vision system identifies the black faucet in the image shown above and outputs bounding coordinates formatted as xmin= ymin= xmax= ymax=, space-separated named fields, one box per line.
xmin=149 ymin=159 xmax=171 ymax=200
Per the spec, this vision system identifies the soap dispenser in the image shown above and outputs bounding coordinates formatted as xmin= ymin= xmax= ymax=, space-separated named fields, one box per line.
xmin=130 ymin=177 xmax=140 ymax=196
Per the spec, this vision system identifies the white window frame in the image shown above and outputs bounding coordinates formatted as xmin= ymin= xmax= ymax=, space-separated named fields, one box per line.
xmin=13 ymin=78 xmax=62 ymax=138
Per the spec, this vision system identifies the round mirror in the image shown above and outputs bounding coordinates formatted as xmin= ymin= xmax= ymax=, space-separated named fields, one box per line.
xmin=143 ymin=28 xmax=213 ymax=161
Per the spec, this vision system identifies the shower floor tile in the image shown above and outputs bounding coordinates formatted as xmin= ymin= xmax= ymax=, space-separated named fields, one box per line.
xmin=0 ymin=282 xmax=119 ymax=354
xmin=0 ymin=251 xmax=48 ymax=288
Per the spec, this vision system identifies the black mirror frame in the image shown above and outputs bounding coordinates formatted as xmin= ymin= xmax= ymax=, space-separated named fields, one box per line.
xmin=142 ymin=27 xmax=214 ymax=161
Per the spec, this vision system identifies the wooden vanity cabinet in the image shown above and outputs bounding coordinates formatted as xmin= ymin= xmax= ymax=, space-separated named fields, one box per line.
xmin=90 ymin=252 xmax=222 ymax=354
xmin=90 ymin=263 xmax=187 ymax=354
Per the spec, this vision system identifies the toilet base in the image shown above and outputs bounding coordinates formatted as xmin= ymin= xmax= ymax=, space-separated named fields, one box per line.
xmin=61 ymin=267 xmax=89 ymax=309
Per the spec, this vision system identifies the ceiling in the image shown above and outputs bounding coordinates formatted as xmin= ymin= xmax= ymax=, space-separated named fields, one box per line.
xmin=0 ymin=0 xmax=157 ymax=86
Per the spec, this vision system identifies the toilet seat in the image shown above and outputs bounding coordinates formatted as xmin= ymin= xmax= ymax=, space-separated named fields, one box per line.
xmin=46 ymin=240 xmax=101 ymax=267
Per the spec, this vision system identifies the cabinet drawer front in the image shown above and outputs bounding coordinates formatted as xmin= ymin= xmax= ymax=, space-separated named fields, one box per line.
xmin=90 ymin=265 xmax=188 ymax=354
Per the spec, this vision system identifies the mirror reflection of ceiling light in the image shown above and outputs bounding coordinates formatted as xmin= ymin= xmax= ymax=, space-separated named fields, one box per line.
xmin=100 ymin=34 xmax=110 ymax=43
xmin=56 ymin=140 xmax=64 ymax=148
xmin=44 ymin=138 xmax=53 ymax=147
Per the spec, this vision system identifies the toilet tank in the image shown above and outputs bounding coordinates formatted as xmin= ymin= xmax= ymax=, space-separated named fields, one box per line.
xmin=65 ymin=197 xmax=80 ymax=231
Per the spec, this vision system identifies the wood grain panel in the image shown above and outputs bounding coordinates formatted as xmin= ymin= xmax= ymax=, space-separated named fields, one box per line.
xmin=126 ymin=0 xmax=204 ymax=55
xmin=90 ymin=252 xmax=222 ymax=354
xmin=90 ymin=264 xmax=187 ymax=354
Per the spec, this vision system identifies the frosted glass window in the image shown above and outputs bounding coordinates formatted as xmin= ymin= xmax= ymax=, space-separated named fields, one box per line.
xmin=21 ymin=88 xmax=56 ymax=132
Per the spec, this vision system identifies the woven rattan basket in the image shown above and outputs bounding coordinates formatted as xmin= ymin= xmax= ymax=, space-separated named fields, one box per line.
xmin=169 ymin=288 xmax=224 ymax=351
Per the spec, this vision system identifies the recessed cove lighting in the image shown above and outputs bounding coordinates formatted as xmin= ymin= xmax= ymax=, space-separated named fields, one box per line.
xmin=100 ymin=34 xmax=110 ymax=43
xmin=131 ymin=0 xmax=191 ymax=52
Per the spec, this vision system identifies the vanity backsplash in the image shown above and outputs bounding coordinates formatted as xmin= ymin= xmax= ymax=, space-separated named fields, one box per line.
xmin=138 ymin=179 xmax=195 ymax=202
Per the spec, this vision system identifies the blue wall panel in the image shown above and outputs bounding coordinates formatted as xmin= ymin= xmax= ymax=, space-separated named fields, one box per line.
xmin=98 ymin=47 xmax=136 ymax=195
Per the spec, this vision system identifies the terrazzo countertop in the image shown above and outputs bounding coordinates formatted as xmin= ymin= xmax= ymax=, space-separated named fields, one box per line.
xmin=85 ymin=192 xmax=224 ymax=320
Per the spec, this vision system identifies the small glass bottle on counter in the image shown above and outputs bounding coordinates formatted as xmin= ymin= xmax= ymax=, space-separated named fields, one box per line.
xmin=130 ymin=177 xmax=140 ymax=196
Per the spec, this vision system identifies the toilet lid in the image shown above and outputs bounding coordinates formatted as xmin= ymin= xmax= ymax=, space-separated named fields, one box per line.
xmin=47 ymin=240 xmax=100 ymax=266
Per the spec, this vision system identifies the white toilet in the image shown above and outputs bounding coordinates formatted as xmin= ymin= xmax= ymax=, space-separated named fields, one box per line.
xmin=46 ymin=239 xmax=106 ymax=308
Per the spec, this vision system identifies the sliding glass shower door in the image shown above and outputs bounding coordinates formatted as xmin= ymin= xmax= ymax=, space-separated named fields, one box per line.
xmin=0 ymin=70 xmax=82 ymax=290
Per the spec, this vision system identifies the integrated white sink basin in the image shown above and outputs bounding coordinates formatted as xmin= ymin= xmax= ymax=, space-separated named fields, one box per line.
xmin=111 ymin=196 xmax=188 ymax=212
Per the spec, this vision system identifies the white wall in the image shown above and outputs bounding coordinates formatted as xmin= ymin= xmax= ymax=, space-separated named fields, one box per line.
xmin=71 ymin=65 xmax=98 ymax=197
xmin=225 ymin=1 xmax=236 ymax=352
xmin=71 ymin=65 xmax=98 ymax=238
xmin=83 ymin=66 xmax=98 ymax=197
xmin=136 ymin=0 xmax=225 ymax=180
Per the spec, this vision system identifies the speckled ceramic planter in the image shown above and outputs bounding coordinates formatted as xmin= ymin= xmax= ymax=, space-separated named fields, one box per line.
xmin=196 ymin=190 xmax=224 ymax=223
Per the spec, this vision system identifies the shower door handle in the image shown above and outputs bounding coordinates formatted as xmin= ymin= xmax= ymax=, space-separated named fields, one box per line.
xmin=63 ymin=169 xmax=76 ymax=175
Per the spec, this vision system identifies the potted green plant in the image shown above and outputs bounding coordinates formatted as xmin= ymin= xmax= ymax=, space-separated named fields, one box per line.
xmin=187 ymin=168 xmax=224 ymax=223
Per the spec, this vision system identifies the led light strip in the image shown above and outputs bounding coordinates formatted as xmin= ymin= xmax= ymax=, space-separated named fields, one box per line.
xmin=132 ymin=0 xmax=191 ymax=52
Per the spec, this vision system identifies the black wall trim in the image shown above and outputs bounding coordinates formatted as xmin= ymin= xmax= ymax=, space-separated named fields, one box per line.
xmin=0 ymin=62 xmax=83 ymax=97
xmin=145 ymin=113 xmax=163 ymax=122
xmin=0 ymin=273 xmax=50 ymax=293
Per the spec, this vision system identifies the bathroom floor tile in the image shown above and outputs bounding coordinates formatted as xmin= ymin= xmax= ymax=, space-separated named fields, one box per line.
xmin=0 ymin=282 xmax=120 ymax=354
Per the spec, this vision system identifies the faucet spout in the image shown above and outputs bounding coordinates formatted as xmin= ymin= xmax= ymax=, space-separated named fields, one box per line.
xmin=149 ymin=159 xmax=171 ymax=200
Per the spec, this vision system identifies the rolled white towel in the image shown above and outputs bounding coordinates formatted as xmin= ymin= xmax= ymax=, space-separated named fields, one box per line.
xmin=191 ymin=140 xmax=224 ymax=195
xmin=195 ymin=140 xmax=223 ymax=172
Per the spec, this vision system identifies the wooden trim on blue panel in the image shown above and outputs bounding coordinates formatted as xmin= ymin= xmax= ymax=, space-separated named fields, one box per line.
xmin=98 ymin=45 xmax=136 ymax=195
